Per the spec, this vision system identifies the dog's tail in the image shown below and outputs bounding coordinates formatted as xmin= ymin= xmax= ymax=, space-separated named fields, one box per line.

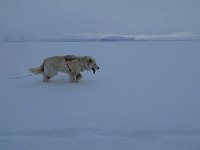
xmin=30 ymin=63 xmax=44 ymax=75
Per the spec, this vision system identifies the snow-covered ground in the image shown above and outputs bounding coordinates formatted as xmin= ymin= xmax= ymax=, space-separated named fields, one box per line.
xmin=0 ymin=41 xmax=200 ymax=150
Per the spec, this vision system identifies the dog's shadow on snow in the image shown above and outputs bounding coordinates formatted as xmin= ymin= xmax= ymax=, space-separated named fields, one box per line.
xmin=30 ymin=75 xmax=98 ymax=87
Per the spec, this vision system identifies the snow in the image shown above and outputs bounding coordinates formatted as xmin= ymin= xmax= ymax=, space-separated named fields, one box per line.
xmin=0 ymin=41 xmax=200 ymax=150
xmin=1 ymin=0 xmax=200 ymax=149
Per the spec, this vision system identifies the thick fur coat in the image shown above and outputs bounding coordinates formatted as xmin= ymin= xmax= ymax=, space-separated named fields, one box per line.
xmin=30 ymin=55 xmax=99 ymax=82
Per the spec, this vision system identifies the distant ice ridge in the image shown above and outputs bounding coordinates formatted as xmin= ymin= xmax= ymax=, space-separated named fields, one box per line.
xmin=102 ymin=31 xmax=200 ymax=42
xmin=0 ymin=31 xmax=200 ymax=42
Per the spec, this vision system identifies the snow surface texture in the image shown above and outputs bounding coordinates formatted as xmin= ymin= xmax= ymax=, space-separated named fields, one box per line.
xmin=0 ymin=41 xmax=200 ymax=150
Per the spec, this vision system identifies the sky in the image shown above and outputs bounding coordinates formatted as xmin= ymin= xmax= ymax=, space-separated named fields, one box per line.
xmin=0 ymin=0 xmax=200 ymax=35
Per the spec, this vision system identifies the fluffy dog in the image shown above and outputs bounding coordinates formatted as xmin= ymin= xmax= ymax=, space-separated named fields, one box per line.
xmin=30 ymin=55 xmax=99 ymax=82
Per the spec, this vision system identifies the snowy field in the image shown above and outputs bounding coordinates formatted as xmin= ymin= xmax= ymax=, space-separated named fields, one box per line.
xmin=0 ymin=41 xmax=200 ymax=150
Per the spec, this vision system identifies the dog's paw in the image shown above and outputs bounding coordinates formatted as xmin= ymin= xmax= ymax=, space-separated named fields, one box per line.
xmin=43 ymin=76 xmax=51 ymax=82
xmin=43 ymin=78 xmax=49 ymax=82
xmin=76 ymin=73 xmax=83 ymax=81
xmin=70 ymin=80 xmax=78 ymax=83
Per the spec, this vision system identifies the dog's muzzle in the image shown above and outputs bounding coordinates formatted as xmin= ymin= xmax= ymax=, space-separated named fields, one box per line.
xmin=92 ymin=66 xmax=100 ymax=74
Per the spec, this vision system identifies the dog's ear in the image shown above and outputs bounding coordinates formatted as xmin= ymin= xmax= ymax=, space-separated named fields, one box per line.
xmin=86 ymin=56 xmax=93 ymax=64
xmin=88 ymin=58 xmax=93 ymax=64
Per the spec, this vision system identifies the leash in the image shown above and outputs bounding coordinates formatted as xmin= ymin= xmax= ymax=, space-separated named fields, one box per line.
xmin=9 ymin=74 xmax=33 ymax=80
xmin=0 ymin=74 xmax=34 ymax=83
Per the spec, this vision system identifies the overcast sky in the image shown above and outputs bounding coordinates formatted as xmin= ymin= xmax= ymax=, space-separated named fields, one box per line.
xmin=0 ymin=0 xmax=200 ymax=35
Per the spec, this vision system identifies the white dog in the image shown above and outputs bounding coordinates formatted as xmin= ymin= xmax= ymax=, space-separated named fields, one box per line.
xmin=30 ymin=55 xmax=99 ymax=82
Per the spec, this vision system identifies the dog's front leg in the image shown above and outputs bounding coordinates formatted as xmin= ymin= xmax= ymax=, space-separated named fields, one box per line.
xmin=69 ymin=73 xmax=77 ymax=83
xmin=76 ymin=73 xmax=82 ymax=81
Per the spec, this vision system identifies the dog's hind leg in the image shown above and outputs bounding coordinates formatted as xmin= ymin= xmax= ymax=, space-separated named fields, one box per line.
xmin=43 ymin=76 xmax=51 ymax=82
xmin=43 ymin=72 xmax=58 ymax=82
xmin=43 ymin=64 xmax=58 ymax=82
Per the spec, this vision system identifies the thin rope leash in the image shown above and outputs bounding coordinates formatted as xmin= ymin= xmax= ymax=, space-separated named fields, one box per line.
xmin=9 ymin=74 xmax=33 ymax=80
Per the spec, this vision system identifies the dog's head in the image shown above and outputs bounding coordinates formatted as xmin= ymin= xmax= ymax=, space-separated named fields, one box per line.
xmin=83 ymin=56 xmax=99 ymax=74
